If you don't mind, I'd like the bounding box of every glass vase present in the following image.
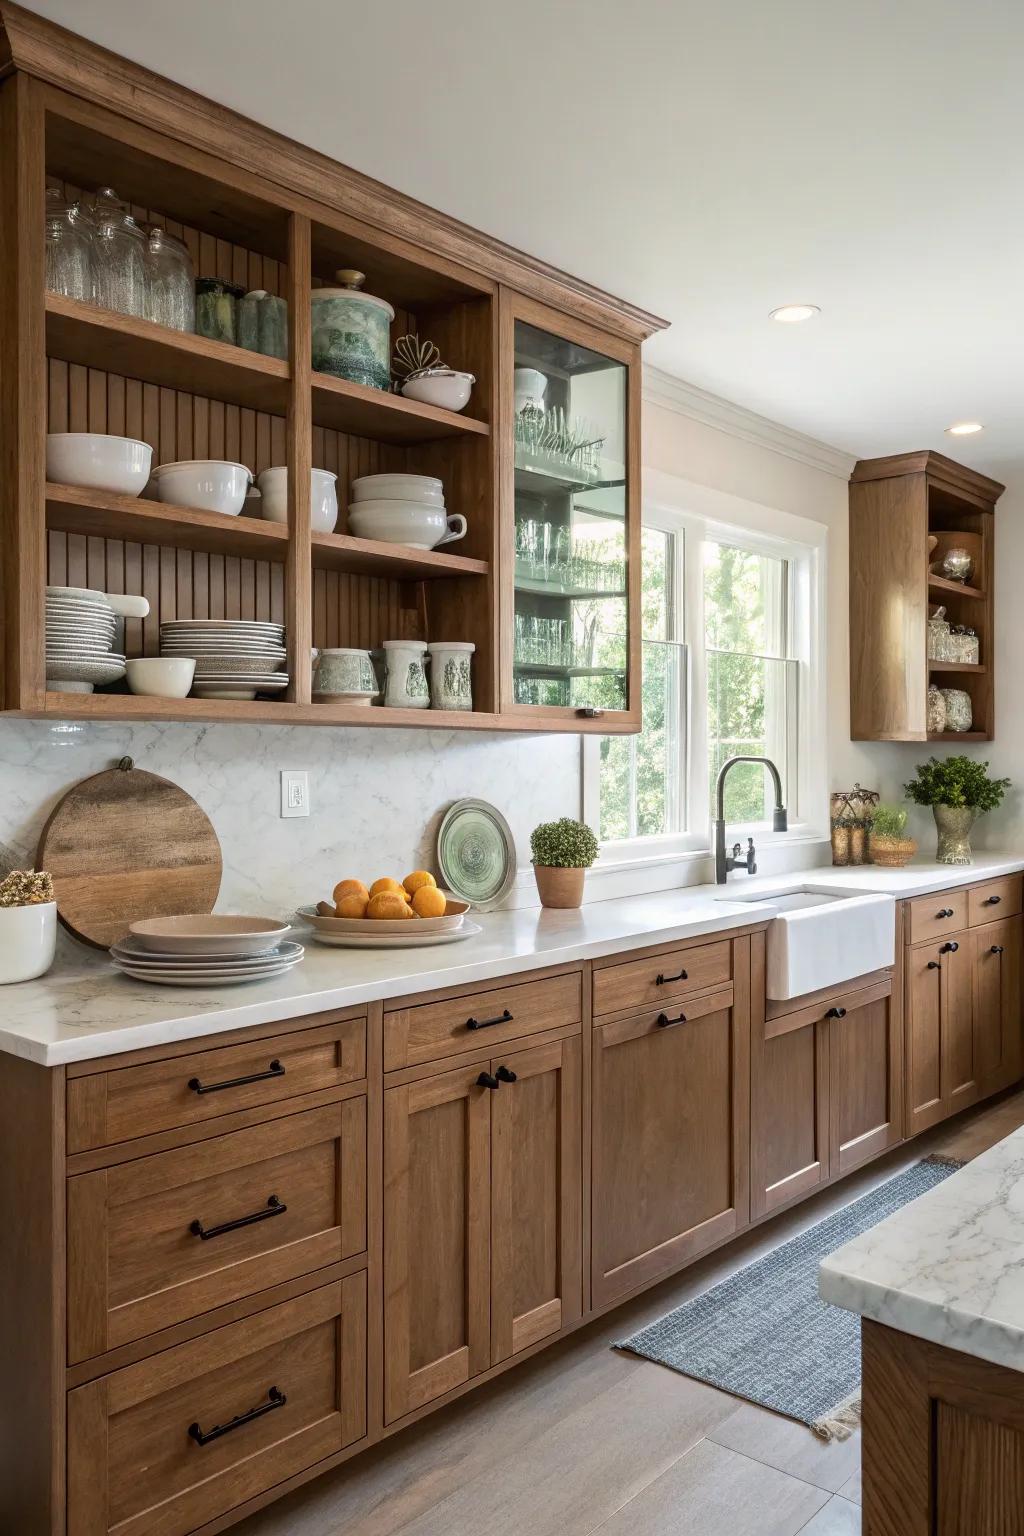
[933,804,977,865]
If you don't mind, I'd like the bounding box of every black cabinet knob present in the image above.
[939,941,959,954]
[495,1065,517,1084]
[476,1072,500,1090]
[991,944,1005,955]
[825,1006,847,1019]
[984,895,1002,906]
[927,960,941,970]
[936,908,954,919]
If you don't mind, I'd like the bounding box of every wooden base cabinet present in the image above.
[971,916,1023,1096]
[591,982,749,1307]
[751,972,902,1219]
[383,1034,582,1423]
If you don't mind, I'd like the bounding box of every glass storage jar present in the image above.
[927,684,947,734]
[927,609,951,661]
[145,227,195,332]
[195,277,243,345]
[87,187,147,318]
[940,688,973,732]
[44,187,94,303]
[962,626,980,665]
[237,289,288,359]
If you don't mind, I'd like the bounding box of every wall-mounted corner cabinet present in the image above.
[0,13,663,733]
[849,450,1004,742]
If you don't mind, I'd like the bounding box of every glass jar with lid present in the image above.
[144,227,195,332]
[44,186,94,303]
[927,607,951,662]
[87,186,148,319]
[961,627,980,665]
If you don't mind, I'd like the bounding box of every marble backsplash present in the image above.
[0,718,581,971]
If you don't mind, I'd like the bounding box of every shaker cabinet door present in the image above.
[591,987,748,1308]
[970,916,1023,1095]
[383,1065,490,1424]
[490,1036,582,1364]
[750,1010,829,1219]
[829,984,902,1175]
[941,936,977,1115]
[906,943,945,1136]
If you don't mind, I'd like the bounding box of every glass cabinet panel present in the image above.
[512,318,631,714]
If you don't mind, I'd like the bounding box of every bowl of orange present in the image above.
[297,870,472,946]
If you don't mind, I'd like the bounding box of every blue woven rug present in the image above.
[616,1157,963,1438]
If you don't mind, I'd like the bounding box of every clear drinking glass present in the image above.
[88,187,148,319]
[44,187,94,302]
[145,227,195,332]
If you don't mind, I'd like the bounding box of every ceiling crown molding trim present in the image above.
[643,364,857,479]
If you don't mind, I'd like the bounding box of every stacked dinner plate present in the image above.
[46,585,126,693]
[159,619,289,701]
[109,915,304,987]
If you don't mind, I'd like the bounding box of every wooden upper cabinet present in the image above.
[499,291,642,733]
[0,38,665,732]
[849,452,1003,742]
[591,982,749,1308]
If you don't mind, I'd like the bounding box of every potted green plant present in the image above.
[530,818,599,908]
[904,757,1010,865]
[0,868,56,984]
[869,804,917,868]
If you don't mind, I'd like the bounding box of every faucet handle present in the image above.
[731,842,742,859]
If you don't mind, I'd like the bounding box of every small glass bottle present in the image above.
[145,227,195,332]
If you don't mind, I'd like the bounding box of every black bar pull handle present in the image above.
[190,1195,286,1242]
[927,960,941,970]
[940,941,959,954]
[825,1006,847,1019]
[188,1059,284,1095]
[465,1009,513,1031]
[991,944,1005,955]
[984,895,1002,906]
[655,968,688,986]
[936,908,954,919]
[495,1065,518,1083]
[656,1011,687,1028]
[477,1071,500,1090]
[188,1386,285,1447]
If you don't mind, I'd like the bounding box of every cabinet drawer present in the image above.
[765,977,892,1040]
[969,875,1023,926]
[67,1277,365,1536]
[68,1100,366,1364]
[908,890,969,945]
[67,1016,366,1154]
[384,971,581,1071]
[593,939,732,1018]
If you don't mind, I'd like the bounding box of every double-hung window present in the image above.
[584,499,822,856]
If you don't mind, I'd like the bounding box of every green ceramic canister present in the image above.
[311,268,394,390]
[238,289,289,359]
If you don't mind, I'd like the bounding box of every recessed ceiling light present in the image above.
[769,304,820,323]
[945,421,984,436]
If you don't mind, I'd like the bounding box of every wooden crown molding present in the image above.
[0,1,667,344]
[643,364,857,479]
[850,450,1005,504]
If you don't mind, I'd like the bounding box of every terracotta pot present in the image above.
[869,835,917,868]
[933,805,977,865]
[533,864,586,909]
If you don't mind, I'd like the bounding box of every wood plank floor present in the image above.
[235,1087,1024,1536]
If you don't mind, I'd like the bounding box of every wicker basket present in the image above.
[870,835,917,868]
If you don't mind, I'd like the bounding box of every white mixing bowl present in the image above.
[152,460,252,517]
[257,467,338,532]
[46,433,153,496]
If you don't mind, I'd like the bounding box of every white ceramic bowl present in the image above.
[46,433,153,496]
[257,467,339,532]
[152,460,252,517]
[401,370,475,413]
[126,657,196,698]
[0,901,56,984]
[348,500,467,550]
[351,473,444,507]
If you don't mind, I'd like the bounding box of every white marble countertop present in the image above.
[821,1127,1024,1372]
[2,852,1021,1068]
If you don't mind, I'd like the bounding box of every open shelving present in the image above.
[0,60,661,731]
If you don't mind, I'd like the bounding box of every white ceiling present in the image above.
[28,0,1024,475]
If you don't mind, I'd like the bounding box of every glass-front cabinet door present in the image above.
[502,294,640,728]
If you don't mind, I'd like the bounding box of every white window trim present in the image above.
[583,467,829,867]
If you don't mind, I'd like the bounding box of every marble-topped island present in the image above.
[822,1129,1024,1534]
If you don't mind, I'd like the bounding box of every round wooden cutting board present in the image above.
[37,758,223,950]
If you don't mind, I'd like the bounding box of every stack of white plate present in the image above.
[347,473,464,552]
[109,915,303,986]
[46,585,126,693]
[159,620,289,700]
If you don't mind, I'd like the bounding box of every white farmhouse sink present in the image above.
[720,885,895,999]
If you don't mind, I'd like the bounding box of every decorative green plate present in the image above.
[437,799,517,911]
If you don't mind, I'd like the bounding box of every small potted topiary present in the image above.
[868,804,917,868]
[904,757,1011,865]
[530,818,599,908]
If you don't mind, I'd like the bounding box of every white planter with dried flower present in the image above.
[0,869,57,984]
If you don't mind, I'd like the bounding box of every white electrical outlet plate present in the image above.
[280,769,309,818]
